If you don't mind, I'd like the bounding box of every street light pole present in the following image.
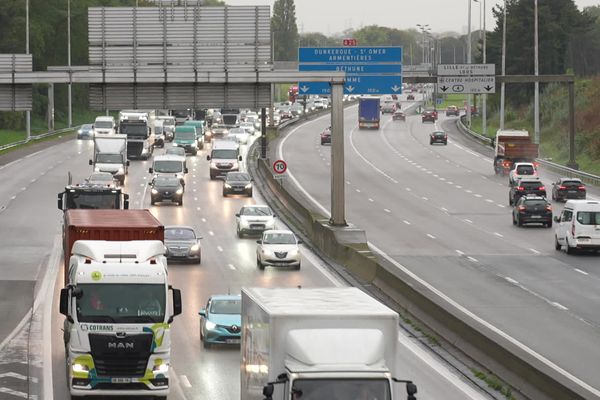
[534,0,540,144]
[26,0,31,141]
[500,0,507,130]
[67,0,72,128]
[482,0,487,137]
[467,0,472,127]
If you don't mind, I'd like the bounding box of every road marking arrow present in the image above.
[484,85,494,91]
[391,85,401,92]
[440,86,449,92]
[300,85,309,93]
[346,85,355,93]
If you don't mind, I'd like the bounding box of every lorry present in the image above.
[492,129,539,176]
[58,183,129,212]
[358,97,381,129]
[61,209,164,285]
[93,116,116,135]
[59,240,182,398]
[119,111,155,160]
[207,139,241,180]
[89,134,129,185]
[241,287,418,400]
[149,154,188,186]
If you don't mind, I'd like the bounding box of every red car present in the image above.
[407,94,415,101]
[320,127,331,145]
[421,110,436,123]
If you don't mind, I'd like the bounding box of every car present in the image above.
[512,195,553,227]
[392,110,406,121]
[381,101,396,114]
[164,225,202,263]
[446,105,460,116]
[223,172,253,197]
[198,294,241,348]
[422,110,436,123]
[320,126,331,145]
[210,124,229,141]
[77,124,94,139]
[552,178,586,201]
[227,128,251,145]
[236,205,276,237]
[256,230,302,270]
[509,162,537,186]
[406,94,415,101]
[165,147,186,157]
[149,175,184,206]
[430,131,447,145]
[245,114,261,130]
[313,99,325,110]
[86,172,118,187]
[239,122,256,135]
[554,200,600,253]
[509,177,546,205]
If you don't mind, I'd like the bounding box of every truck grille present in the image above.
[89,333,152,377]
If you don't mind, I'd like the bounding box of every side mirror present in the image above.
[148,182,153,186]
[262,384,274,399]
[123,194,130,210]
[206,155,211,161]
[126,160,130,166]
[256,240,262,244]
[172,288,182,318]
[235,213,240,217]
[407,382,418,400]
[148,168,153,174]
[184,167,189,174]
[89,159,93,166]
[297,240,303,244]
[554,216,560,222]
[198,308,206,317]
[57,193,64,211]
[238,155,243,161]
[59,288,71,321]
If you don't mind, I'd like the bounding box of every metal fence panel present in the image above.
[0,55,33,110]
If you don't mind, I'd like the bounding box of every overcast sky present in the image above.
[224,0,600,35]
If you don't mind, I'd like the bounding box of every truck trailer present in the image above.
[358,97,381,129]
[59,240,182,398]
[492,129,539,176]
[241,287,417,400]
[62,209,164,285]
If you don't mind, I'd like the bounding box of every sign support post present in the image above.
[330,81,346,226]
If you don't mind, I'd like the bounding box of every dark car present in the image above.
[446,105,460,116]
[320,126,331,145]
[551,178,586,201]
[430,131,447,145]
[164,225,201,264]
[77,124,94,139]
[392,110,406,121]
[407,94,415,101]
[422,110,436,123]
[512,195,553,227]
[86,172,118,188]
[149,175,184,206]
[223,172,253,197]
[509,178,546,205]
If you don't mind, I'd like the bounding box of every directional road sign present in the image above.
[273,159,287,174]
[299,47,402,63]
[299,64,402,74]
[298,75,402,96]
[437,64,495,76]
[437,76,496,94]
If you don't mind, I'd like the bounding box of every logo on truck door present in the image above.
[91,271,102,281]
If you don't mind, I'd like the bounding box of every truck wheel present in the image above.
[555,236,561,250]
[248,189,253,197]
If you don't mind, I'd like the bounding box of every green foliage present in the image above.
[271,0,299,61]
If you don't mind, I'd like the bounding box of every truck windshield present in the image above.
[76,283,166,323]
[95,121,113,129]
[120,124,147,136]
[66,191,119,209]
[291,378,391,400]
[154,161,183,173]
[212,149,238,159]
[96,154,123,164]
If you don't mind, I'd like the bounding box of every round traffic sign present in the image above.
[273,159,287,174]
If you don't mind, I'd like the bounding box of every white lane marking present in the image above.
[347,126,399,184]
[465,189,472,193]
[486,199,494,203]
[180,375,192,388]
[403,220,411,225]
[368,198,374,202]
[31,178,36,183]
[474,194,483,198]
[356,189,361,193]
[228,264,236,270]
[493,232,504,238]
[439,177,446,181]
[551,302,569,311]
[300,247,348,287]
[10,196,16,200]
[384,209,391,213]
[456,250,465,256]
[194,197,198,201]
[20,187,26,191]
[197,207,201,211]
[498,204,506,208]
[575,268,589,276]
[422,197,428,201]
[346,180,351,185]
[456,185,462,189]
[406,187,412,192]
[505,276,519,285]
[426,234,436,239]
[467,256,478,263]
[140,183,145,187]
[441,207,448,212]
[433,174,439,178]
[529,248,541,255]
[208,230,214,236]
[0,372,38,382]
[202,218,207,223]
[217,246,223,252]
[0,387,33,399]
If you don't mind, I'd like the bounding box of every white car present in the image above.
[236,205,275,237]
[509,162,537,186]
[554,200,600,254]
[256,230,301,270]
[228,128,251,144]
[240,122,256,135]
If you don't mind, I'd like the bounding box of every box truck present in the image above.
[241,287,417,400]
[358,97,381,129]
[89,134,129,185]
[492,129,539,176]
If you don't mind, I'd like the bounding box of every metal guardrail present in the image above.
[0,126,77,153]
[456,116,600,187]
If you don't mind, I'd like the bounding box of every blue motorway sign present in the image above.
[298,75,402,96]
[299,64,402,74]
[299,47,402,64]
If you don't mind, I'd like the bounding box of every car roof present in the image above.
[242,204,270,209]
[560,177,582,182]
[521,195,546,200]
[263,229,294,235]
[210,294,241,302]
[212,140,239,149]
[153,154,185,161]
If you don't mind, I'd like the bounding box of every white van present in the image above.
[149,154,188,185]
[206,140,241,180]
[554,200,600,254]
[93,116,116,135]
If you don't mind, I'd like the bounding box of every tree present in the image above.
[271,0,299,61]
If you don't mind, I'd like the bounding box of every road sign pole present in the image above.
[330,82,346,226]
[261,107,267,159]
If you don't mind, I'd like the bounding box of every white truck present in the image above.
[59,240,182,399]
[93,116,116,135]
[241,287,417,400]
[89,134,129,185]
[148,154,188,186]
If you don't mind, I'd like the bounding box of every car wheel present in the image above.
[195,255,201,265]
[566,239,575,255]
[555,236,561,250]
[210,174,215,180]
[248,189,253,197]
[517,216,523,227]
[257,257,264,270]
[222,190,227,197]
[551,192,556,201]
[294,263,301,271]
[237,229,243,238]
[546,221,552,228]
[509,196,513,206]
[150,200,155,206]
[179,198,183,206]
[512,215,517,225]
[203,340,211,349]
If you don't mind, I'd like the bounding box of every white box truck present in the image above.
[241,287,417,400]
[59,240,182,398]
[89,134,129,185]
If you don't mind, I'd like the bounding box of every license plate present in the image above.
[579,238,591,243]
[531,215,541,218]
[111,378,131,383]
[568,190,576,193]
[234,188,243,192]
[226,339,240,344]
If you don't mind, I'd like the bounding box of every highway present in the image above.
[0,127,491,399]
[278,95,600,394]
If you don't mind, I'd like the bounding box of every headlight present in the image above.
[205,320,217,330]
[94,167,100,172]
[173,143,178,147]
[72,364,89,374]
[176,188,184,195]
[190,244,200,252]
[210,162,217,168]
[151,189,159,195]
[152,363,169,374]
[245,183,252,189]
[117,167,124,175]
[225,183,232,189]
[232,162,239,169]
[288,249,298,257]
[77,129,83,134]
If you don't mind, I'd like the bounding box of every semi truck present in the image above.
[492,129,539,176]
[58,183,129,212]
[61,209,164,285]
[89,134,129,185]
[241,287,417,400]
[358,97,381,129]
[59,240,182,398]
[119,111,155,160]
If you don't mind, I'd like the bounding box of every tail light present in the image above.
[516,186,524,191]
[579,186,586,190]
[533,162,540,169]
[539,186,545,191]
[546,205,552,211]
[503,161,512,167]
[559,185,567,190]
[518,206,526,211]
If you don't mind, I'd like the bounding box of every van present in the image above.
[93,116,116,135]
[554,200,600,254]
[183,120,205,149]
[206,140,241,180]
[149,154,188,186]
[174,126,199,155]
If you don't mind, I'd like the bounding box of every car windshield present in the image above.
[212,149,238,159]
[154,176,180,187]
[291,378,391,400]
[120,124,147,136]
[96,154,122,163]
[82,124,93,130]
[517,165,535,174]
[165,228,196,240]
[577,211,600,225]
[263,232,296,245]
[246,116,257,122]
[159,117,175,125]
[212,124,226,130]
[521,181,542,189]
[76,283,165,323]
[562,180,582,186]
[154,161,183,173]
[95,121,113,129]
[210,299,241,315]
[175,131,195,140]
[241,207,272,216]
[227,173,250,182]
[433,132,445,136]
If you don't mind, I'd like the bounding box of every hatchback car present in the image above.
[164,225,202,263]
[165,147,186,157]
[509,162,537,186]
[381,101,396,114]
[430,131,447,145]
[77,124,94,139]
[223,172,253,197]
[392,110,406,121]
[512,195,553,227]
[199,295,241,348]
[552,178,586,201]
[320,126,331,145]
[509,178,546,205]
[228,128,251,145]
[446,105,460,116]
[149,175,184,206]
[422,110,436,123]
[236,205,275,237]
[407,94,415,100]
[256,230,302,270]
[86,172,118,187]
[239,122,256,135]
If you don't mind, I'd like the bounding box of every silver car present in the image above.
[236,205,275,237]
[256,230,301,270]
[164,225,202,264]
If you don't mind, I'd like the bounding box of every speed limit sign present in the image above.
[273,159,287,174]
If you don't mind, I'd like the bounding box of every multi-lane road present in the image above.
[0,121,492,399]
[278,98,600,395]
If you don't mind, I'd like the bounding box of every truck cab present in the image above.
[59,240,182,398]
[206,140,241,180]
[119,112,154,160]
[58,183,129,211]
[89,134,129,185]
